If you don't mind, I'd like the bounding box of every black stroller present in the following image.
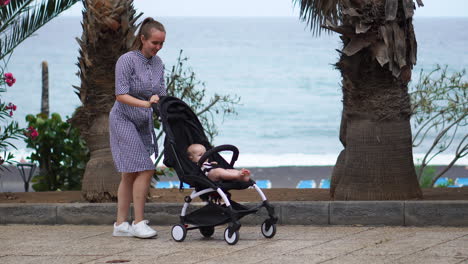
[155,96,278,245]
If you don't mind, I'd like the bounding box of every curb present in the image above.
[1,201,468,226]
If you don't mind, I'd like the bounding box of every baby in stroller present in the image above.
[157,96,277,245]
[187,143,251,182]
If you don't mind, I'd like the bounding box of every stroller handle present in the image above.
[197,144,240,168]
[151,102,160,116]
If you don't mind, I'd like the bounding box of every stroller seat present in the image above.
[155,96,278,245]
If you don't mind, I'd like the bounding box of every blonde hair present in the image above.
[131,17,166,51]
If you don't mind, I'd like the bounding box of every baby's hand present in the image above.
[240,169,251,182]
[210,161,218,165]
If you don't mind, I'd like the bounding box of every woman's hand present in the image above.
[149,95,160,104]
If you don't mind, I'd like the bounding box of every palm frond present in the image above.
[292,0,340,35]
[0,0,34,32]
[0,0,80,60]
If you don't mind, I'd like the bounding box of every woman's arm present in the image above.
[116,94,151,108]
[114,55,151,108]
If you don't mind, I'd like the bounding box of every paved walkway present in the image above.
[1,225,468,264]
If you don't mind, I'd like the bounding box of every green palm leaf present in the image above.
[0,0,35,32]
[0,0,80,60]
[292,0,340,35]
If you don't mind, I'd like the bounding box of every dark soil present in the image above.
[1,187,468,204]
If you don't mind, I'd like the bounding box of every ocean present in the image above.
[4,16,468,167]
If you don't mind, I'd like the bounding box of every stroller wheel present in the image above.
[171,224,187,242]
[224,227,239,245]
[261,220,276,238]
[199,226,215,238]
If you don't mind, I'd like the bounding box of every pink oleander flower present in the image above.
[3,72,16,87]
[31,130,39,139]
[0,0,10,6]
[25,126,39,140]
[6,103,17,116]
[6,102,17,111]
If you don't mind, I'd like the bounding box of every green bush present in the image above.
[417,165,436,188]
[24,113,89,191]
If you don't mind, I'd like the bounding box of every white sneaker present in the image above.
[131,220,157,238]
[113,222,133,237]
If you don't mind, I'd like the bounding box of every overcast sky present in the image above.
[62,0,468,17]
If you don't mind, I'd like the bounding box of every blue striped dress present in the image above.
[109,50,167,173]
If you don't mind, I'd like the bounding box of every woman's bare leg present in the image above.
[116,172,137,225]
[133,170,154,224]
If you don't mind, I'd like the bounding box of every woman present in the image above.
[110,18,166,238]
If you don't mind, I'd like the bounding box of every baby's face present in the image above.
[188,145,206,163]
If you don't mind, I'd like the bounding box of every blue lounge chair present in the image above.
[319,179,330,189]
[455,177,468,187]
[434,177,449,187]
[296,180,316,189]
[155,181,173,189]
[255,180,272,189]
[171,181,191,189]
[434,177,459,188]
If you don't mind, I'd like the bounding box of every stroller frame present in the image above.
[156,97,278,245]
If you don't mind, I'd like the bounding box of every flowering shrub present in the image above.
[0,0,81,170]
[25,113,89,191]
[0,71,25,167]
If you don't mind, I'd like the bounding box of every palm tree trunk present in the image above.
[332,48,422,200]
[72,0,140,202]
[293,0,424,199]
[330,112,346,198]
[80,114,119,201]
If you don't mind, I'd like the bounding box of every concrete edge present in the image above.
[1,200,468,226]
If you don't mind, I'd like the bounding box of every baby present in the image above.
[187,144,251,182]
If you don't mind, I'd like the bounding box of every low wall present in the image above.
[1,200,467,226]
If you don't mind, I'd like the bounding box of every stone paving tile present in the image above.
[282,227,410,261]
[314,254,399,264]
[351,229,468,261]
[279,225,371,240]
[0,225,38,239]
[196,239,321,264]
[395,254,467,264]
[413,235,468,258]
[0,256,98,264]
[82,227,274,264]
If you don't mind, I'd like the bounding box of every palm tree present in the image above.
[71,0,141,201]
[293,0,424,200]
[0,0,80,61]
